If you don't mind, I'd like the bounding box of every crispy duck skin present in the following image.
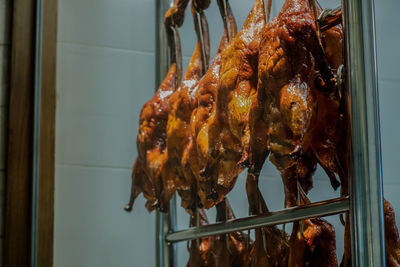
[289,219,338,267]
[214,198,251,267]
[195,0,271,208]
[190,0,237,209]
[251,0,334,207]
[165,0,210,214]
[126,61,178,212]
[308,2,345,192]
[126,1,188,212]
[187,209,216,267]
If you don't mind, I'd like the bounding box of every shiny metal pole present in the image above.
[166,197,349,243]
[343,0,386,266]
[155,0,176,267]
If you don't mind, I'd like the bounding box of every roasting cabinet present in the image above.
[153,0,385,266]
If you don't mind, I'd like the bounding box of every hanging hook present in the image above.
[262,0,272,23]
[217,0,231,41]
[195,207,200,249]
[170,25,182,87]
[318,6,342,32]
[297,182,306,240]
[194,9,208,74]
[337,64,345,100]
[257,193,270,257]
[282,197,287,244]
[310,0,322,40]
[224,200,232,255]
[339,186,346,226]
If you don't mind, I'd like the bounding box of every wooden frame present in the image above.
[4,0,57,266]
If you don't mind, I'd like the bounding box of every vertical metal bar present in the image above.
[31,0,44,266]
[155,0,176,267]
[343,0,386,266]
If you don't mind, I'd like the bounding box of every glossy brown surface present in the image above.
[251,0,335,207]
[190,0,237,209]
[289,219,338,267]
[202,0,270,207]
[187,209,216,267]
[127,62,178,212]
[215,199,251,267]
[165,0,211,214]
[247,191,289,267]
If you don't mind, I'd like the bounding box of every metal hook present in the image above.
[317,6,342,32]
[310,0,322,40]
[247,228,251,251]
[282,197,287,241]
[217,0,231,42]
[224,200,232,255]
[262,0,271,24]
[194,10,208,74]
[195,208,201,249]
[225,233,232,254]
[257,195,270,258]
[337,64,345,100]
[339,186,346,226]
[297,183,306,240]
[170,25,182,87]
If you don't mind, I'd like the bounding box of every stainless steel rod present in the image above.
[343,0,386,266]
[155,1,176,267]
[166,197,349,243]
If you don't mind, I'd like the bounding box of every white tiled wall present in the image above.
[55,0,400,266]
[0,0,10,264]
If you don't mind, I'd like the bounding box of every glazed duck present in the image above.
[246,188,289,267]
[125,0,187,212]
[249,0,335,208]
[186,209,216,267]
[214,198,251,267]
[193,0,271,209]
[190,0,237,209]
[165,0,211,214]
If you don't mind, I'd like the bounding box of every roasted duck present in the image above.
[125,0,186,212]
[193,0,272,209]
[250,0,335,208]
[341,199,400,267]
[190,0,237,209]
[165,0,211,214]
[246,187,289,267]
[214,198,251,267]
[289,218,338,267]
[186,209,216,267]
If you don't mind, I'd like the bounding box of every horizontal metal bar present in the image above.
[166,197,349,243]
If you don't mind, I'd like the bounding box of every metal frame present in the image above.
[154,0,385,266]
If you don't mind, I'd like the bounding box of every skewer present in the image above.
[337,64,345,100]
[318,6,342,32]
[194,8,208,74]
[310,0,321,40]
[297,184,306,239]
[217,0,231,41]
[170,25,182,87]
[261,0,272,23]
[258,195,270,257]
[281,197,286,243]
[224,199,232,254]
[196,207,200,248]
